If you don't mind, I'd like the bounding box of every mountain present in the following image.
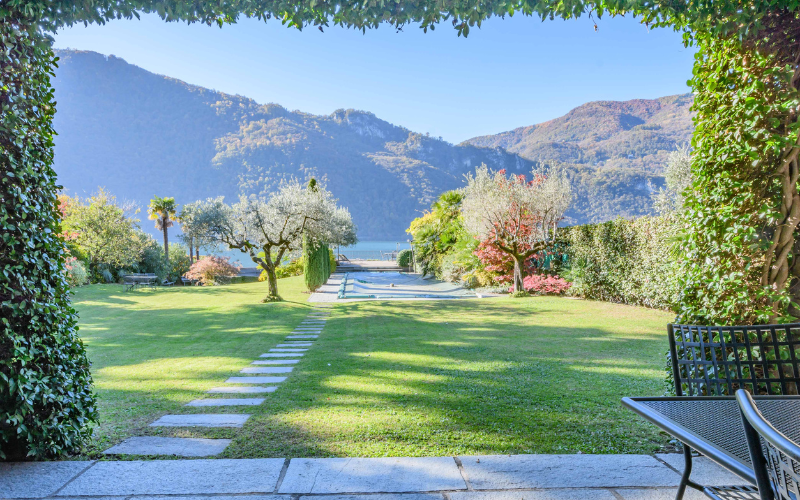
[52,50,531,240]
[466,94,695,223]
[51,50,695,240]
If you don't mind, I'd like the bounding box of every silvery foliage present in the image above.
[462,164,572,250]
[212,180,356,256]
[652,144,693,215]
[178,197,225,252]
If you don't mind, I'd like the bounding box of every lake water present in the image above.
[214,241,411,266]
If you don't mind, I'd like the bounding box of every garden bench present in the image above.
[626,323,800,500]
[121,273,158,291]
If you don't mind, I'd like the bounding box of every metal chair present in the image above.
[737,389,800,500]
[668,323,800,500]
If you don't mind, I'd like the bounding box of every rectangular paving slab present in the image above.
[655,454,743,486]
[0,461,93,498]
[150,414,251,428]
[457,454,681,489]
[208,386,277,393]
[277,343,312,347]
[252,359,300,365]
[56,459,285,496]
[286,335,318,339]
[269,348,308,352]
[261,353,304,357]
[102,437,232,457]
[450,491,618,500]
[240,367,294,374]
[279,457,466,493]
[225,376,288,384]
[185,398,265,406]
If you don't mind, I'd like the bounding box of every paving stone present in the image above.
[279,457,466,493]
[269,348,308,352]
[458,455,681,489]
[56,459,285,496]
[303,495,443,500]
[185,398,265,406]
[450,491,618,500]
[226,376,288,384]
[240,367,294,374]
[0,461,93,498]
[150,414,251,428]
[138,496,286,500]
[208,386,278,393]
[287,335,318,339]
[615,487,707,500]
[656,454,744,486]
[252,359,300,365]
[261,352,305,357]
[102,437,232,457]
[277,343,312,347]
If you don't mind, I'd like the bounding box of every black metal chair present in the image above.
[668,323,800,500]
[737,389,800,500]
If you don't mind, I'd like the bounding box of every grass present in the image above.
[72,277,675,459]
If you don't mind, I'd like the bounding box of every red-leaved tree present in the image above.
[462,164,571,292]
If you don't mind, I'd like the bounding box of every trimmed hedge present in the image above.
[1,15,97,459]
[561,216,680,311]
[397,249,413,268]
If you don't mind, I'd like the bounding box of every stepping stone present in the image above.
[293,330,322,333]
[57,458,286,496]
[277,343,312,347]
[150,414,250,428]
[269,348,308,352]
[225,376,288,384]
[185,398,265,406]
[261,353,305,357]
[252,359,300,365]
[241,367,294,374]
[102,437,231,457]
[208,386,277,393]
[287,335,318,339]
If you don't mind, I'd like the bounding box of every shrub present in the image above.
[184,256,240,285]
[303,236,329,291]
[65,258,89,287]
[560,215,680,311]
[514,274,571,295]
[397,249,413,268]
[261,256,304,281]
[329,247,337,273]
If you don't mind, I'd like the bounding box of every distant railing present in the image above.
[337,250,398,261]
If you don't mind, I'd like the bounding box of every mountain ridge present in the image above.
[51,49,693,239]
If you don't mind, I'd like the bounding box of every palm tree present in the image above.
[148,196,177,262]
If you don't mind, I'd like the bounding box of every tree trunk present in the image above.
[162,223,169,263]
[511,254,526,293]
[265,264,279,300]
[188,236,194,264]
[196,246,200,261]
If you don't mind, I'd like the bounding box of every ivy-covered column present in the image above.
[1,9,96,459]
[678,14,800,325]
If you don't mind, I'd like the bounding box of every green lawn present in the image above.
[73,277,675,458]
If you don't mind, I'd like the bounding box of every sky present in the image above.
[53,13,696,144]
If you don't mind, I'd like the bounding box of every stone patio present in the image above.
[0,454,742,499]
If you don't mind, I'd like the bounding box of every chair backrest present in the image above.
[737,389,800,500]
[669,323,800,396]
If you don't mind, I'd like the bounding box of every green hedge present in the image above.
[397,249,413,268]
[303,236,331,292]
[561,216,680,311]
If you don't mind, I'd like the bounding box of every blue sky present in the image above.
[53,13,695,143]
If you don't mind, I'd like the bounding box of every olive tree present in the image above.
[207,181,355,301]
[462,165,571,293]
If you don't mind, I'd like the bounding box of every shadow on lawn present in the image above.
[220,298,672,457]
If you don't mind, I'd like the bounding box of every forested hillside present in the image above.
[52,50,529,240]
[52,50,694,238]
[466,94,694,223]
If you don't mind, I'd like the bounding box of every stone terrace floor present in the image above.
[1,453,742,499]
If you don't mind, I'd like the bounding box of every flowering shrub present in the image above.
[512,274,571,295]
[65,258,89,287]
[184,256,240,285]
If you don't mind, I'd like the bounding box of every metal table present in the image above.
[622,396,800,485]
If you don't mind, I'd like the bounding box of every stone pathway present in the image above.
[0,453,742,499]
[100,303,333,457]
